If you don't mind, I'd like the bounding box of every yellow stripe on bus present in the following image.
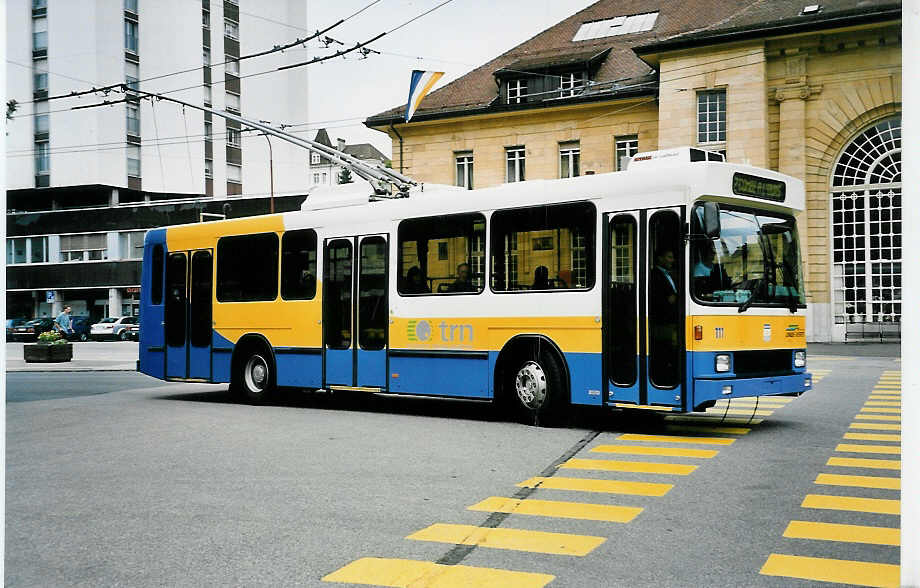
[322,557,554,587]
[406,523,606,556]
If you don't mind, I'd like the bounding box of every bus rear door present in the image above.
[165,249,213,380]
[323,235,389,390]
[604,208,685,409]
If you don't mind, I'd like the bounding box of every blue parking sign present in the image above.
[46,290,55,303]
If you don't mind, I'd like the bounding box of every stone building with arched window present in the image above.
[367,0,901,342]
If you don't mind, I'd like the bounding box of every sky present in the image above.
[296,0,599,158]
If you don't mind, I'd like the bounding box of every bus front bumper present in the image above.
[693,372,811,409]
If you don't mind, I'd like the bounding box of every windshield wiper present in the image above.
[738,280,761,313]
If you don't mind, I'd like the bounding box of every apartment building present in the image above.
[6,0,311,320]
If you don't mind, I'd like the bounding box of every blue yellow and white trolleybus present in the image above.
[138,147,812,424]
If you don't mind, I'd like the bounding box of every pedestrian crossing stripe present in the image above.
[617,433,735,445]
[814,473,900,490]
[801,494,900,515]
[468,497,643,523]
[782,520,900,546]
[863,401,900,407]
[516,476,673,497]
[859,407,901,413]
[849,422,901,431]
[826,457,900,470]
[703,408,774,416]
[560,458,698,475]
[406,523,606,556]
[760,554,899,587]
[664,424,751,435]
[835,443,900,454]
[663,415,763,426]
[807,356,854,360]
[322,557,555,587]
[854,414,901,421]
[589,444,718,458]
[844,432,901,442]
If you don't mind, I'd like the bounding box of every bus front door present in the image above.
[323,235,389,390]
[604,208,685,409]
[165,249,213,380]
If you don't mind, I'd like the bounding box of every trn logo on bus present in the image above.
[407,320,474,343]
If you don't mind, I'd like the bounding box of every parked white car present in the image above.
[90,316,139,340]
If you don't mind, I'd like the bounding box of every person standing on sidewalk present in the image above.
[54,306,74,339]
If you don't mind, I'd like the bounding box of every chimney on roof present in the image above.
[337,138,346,151]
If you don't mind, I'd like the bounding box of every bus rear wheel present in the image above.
[233,348,275,404]
[508,350,565,426]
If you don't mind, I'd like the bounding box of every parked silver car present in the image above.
[90,316,139,340]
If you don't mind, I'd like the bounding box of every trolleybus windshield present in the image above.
[690,203,804,309]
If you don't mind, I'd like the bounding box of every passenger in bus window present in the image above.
[404,266,430,294]
[452,263,474,292]
[650,248,679,381]
[532,265,550,290]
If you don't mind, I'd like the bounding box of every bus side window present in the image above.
[151,244,164,305]
[397,213,485,295]
[491,202,595,292]
[280,229,318,300]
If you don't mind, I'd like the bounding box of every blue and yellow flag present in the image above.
[405,70,444,122]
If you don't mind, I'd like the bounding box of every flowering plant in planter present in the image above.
[37,330,68,344]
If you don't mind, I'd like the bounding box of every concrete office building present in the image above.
[6,0,312,320]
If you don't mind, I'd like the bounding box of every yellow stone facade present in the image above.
[373,21,901,341]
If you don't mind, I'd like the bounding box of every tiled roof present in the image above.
[635,0,901,54]
[343,143,388,162]
[366,0,758,125]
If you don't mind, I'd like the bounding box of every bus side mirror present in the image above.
[702,202,721,238]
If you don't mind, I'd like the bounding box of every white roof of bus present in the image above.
[283,160,804,232]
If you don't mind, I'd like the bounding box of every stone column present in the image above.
[108,288,123,318]
[51,291,63,317]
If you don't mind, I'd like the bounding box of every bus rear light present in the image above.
[715,354,731,372]
[794,351,806,368]
[694,325,703,340]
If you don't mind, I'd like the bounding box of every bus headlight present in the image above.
[794,351,806,368]
[715,354,731,373]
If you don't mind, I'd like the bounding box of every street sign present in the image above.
[46,291,55,303]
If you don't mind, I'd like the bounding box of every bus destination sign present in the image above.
[732,173,785,202]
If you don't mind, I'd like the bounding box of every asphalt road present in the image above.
[5,352,902,587]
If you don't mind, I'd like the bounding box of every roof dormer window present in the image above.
[507,79,528,104]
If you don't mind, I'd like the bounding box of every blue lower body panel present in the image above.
[389,354,488,398]
[357,349,386,388]
[325,348,352,385]
[566,352,603,406]
[276,351,322,388]
[693,373,810,409]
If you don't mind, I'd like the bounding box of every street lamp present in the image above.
[257,121,274,213]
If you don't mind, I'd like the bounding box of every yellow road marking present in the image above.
[859,407,901,414]
[468,497,642,523]
[808,356,854,360]
[854,414,901,421]
[826,457,900,470]
[664,415,763,425]
[802,494,900,514]
[664,424,751,435]
[844,432,901,442]
[815,473,900,490]
[850,422,901,431]
[864,401,900,407]
[869,395,900,400]
[617,433,735,445]
[715,397,792,404]
[704,408,774,416]
[612,403,674,411]
[322,557,555,587]
[517,476,673,497]
[591,444,717,458]
[760,554,899,587]
[835,443,900,454]
[783,520,900,546]
[561,458,697,475]
[406,523,606,556]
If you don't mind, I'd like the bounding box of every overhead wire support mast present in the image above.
[123,86,416,198]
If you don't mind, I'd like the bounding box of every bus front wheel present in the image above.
[234,348,275,404]
[508,350,565,426]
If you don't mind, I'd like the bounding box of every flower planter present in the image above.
[24,343,73,363]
